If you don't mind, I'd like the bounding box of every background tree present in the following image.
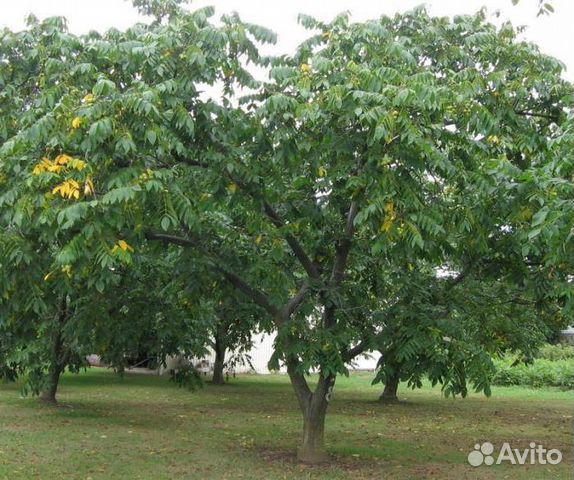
[205,286,260,385]
[372,263,564,403]
[0,2,272,399]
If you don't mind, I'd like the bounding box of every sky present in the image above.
[1,0,573,80]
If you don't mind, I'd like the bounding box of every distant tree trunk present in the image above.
[40,297,68,404]
[211,328,226,385]
[379,369,400,403]
[288,363,334,463]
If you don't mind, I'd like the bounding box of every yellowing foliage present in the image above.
[68,158,87,171]
[84,177,95,196]
[381,201,396,233]
[52,180,81,199]
[318,166,327,178]
[71,117,82,129]
[139,169,154,181]
[300,63,311,74]
[82,93,94,104]
[33,157,64,175]
[55,154,73,165]
[33,155,87,175]
[61,265,72,277]
[112,239,135,254]
[227,183,238,194]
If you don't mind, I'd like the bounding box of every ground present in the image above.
[0,370,571,479]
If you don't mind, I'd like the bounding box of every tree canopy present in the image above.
[0,2,571,462]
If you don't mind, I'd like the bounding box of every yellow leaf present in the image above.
[381,202,396,233]
[318,166,327,178]
[52,180,81,199]
[68,158,87,171]
[43,272,53,281]
[61,265,72,277]
[255,234,263,246]
[117,240,134,253]
[82,93,94,104]
[300,63,311,74]
[55,154,72,165]
[46,163,64,173]
[34,157,64,175]
[381,218,393,233]
[84,178,95,196]
[71,117,82,129]
[227,183,237,194]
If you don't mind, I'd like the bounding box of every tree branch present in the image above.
[173,155,321,281]
[342,341,369,363]
[281,280,310,319]
[144,230,280,317]
[286,360,312,410]
[330,201,359,285]
[144,231,196,247]
[173,154,209,169]
[261,201,321,279]
[514,110,559,122]
[215,266,280,317]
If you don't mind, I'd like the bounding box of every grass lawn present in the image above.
[0,369,572,479]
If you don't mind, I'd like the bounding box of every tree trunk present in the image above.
[211,331,226,385]
[40,297,67,404]
[299,395,329,463]
[288,364,334,463]
[379,370,400,403]
[40,364,63,404]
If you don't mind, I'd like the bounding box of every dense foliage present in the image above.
[0,0,571,462]
[492,356,574,388]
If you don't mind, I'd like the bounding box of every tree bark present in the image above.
[379,370,400,403]
[288,364,334,463]
[299,392,330,463]
[40,363,63,404]
[40,297,67,404]
[212,331,226,385]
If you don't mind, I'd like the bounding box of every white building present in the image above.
[175,332,380,375]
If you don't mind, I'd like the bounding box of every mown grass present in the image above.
[0,369,572,479]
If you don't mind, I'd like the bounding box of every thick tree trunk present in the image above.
[40,364,63,404]
[299,395,329,463]
[288,364,334,463]
[379,370,400,403]
[212,333,226,385]
[40,297,67,404]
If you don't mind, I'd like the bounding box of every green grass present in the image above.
[0,370,572,479]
